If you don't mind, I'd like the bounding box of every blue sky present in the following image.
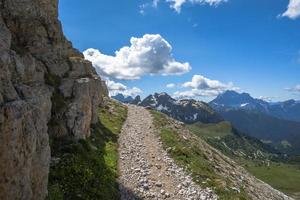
[59,0,300,101]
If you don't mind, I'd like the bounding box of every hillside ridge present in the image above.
[119,105,293,199]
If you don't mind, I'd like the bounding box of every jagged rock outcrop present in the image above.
[111,93,134,103]
[140,93,223,124]
[0,0,107,199]
[130,95,141,105]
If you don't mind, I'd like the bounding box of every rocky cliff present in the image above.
[0,0,107,199]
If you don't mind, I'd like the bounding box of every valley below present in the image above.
[187,122,300,199]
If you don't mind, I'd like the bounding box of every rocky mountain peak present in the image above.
[210,90,300,122]
[154,92,176,102]
[112,93,134,103]
[213,90,256,106]
[140,92,175,108]
[131,95,142,105]
[139,93,222,124]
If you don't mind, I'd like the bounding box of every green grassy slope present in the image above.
[187,121,233,138]
[48,99,127,200]
[151,111,250,200]
[220,110,300,155]
[243,161,300,199]
[187,121,300,199]
[187,122,279,160]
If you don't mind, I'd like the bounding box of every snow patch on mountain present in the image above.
[157,104,170,112]
[240,103,249,107]
[193,113,198,120]
[209,90,300,122]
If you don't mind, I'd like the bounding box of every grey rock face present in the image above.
[0,0,107,199]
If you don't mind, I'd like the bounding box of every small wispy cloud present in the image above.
[280,0,300,19]
[141,0,227,13]
[139,1,160,14]
[285,84,300,93]
[167,0,228,13]
[192,23,198,28]
[166,83,176,88]
[139,3,147,15]
[258,96,278,102]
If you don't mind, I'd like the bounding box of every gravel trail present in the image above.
[118,105,217,200]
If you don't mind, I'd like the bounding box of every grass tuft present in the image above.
[47,99,127,200]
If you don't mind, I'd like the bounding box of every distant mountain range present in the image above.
[209,91,300,154]
[112,91,300,154]
[111,94,134,103]
[139,93,223,124]
[113,92,222,124]
[111,93,142,105]
[209,90,300,122]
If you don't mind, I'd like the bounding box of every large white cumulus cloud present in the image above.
[167,0,227,13]
[281,0,300,19]
[174,74,239,98]
[83,34,191,80]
